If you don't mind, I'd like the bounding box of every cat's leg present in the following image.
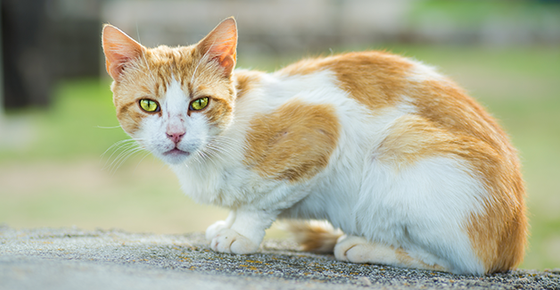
[334,235,447,272]
[210,209,278,254]
[205,211,236,241]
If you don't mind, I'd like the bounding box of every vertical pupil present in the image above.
[141,100,157,111]
[191,98,207,110]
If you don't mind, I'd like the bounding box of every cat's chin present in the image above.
[161,148,191,164]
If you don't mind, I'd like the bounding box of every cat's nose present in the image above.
[166,131,185,144]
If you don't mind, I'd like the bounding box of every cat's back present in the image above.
[277,51,515,153]
[274,50,523,202]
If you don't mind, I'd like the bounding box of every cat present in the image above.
[101,17,527,275]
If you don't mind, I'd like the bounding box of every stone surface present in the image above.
[1,226,558,290]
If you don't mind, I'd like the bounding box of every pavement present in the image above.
[1,225,559,290]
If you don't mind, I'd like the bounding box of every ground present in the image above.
[1,226,559,290]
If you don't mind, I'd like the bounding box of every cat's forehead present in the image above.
[145,45,197,71]
[113,43,234,108]
[129,45,224,91]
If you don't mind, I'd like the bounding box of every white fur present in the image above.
[134,68,488,275]
[138,78,210,165]
[405,58,448,84]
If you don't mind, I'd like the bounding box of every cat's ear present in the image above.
[197,17,238,78]
[102,24,145,81]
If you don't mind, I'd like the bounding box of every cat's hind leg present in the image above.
[334,235,446,272]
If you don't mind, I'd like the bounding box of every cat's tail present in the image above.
[282,220,343,253]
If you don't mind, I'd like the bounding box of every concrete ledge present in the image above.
[1,226,558,289]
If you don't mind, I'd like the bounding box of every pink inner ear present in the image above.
[106,54,129,80]
[102,25,144,81]
[219,55,235,75]
[199,18,238,77]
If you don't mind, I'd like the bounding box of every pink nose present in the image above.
[166,131,185,144]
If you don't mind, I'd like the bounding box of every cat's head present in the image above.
[102,18,237,165]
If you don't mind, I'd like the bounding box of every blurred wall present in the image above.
[102,0,560,53]
[101,0,413,54]
[2,0,559,110]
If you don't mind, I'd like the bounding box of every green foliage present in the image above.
[408,0,560,31]
[1,79,128,162]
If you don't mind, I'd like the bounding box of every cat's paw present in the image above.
[205,220,230,241]
[210,228,259,254]
[334,235,373,263]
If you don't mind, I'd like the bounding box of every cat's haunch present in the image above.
[102,17,527,275]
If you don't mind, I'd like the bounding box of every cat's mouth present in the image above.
[163,147,190,157]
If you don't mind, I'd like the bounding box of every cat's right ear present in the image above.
[102,25,145,81]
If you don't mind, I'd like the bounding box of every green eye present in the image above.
[139,99,160,112]
[190,97,209,111]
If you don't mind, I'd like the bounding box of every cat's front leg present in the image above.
[205,211,236,241]
[210,209,277,254]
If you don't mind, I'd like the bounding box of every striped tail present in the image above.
[283,220,343,253]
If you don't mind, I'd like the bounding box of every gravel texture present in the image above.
[1,225,559,290]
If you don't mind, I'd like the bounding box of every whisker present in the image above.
[101,139,137,159]
[105,147,136,171]
[96,125,122,129]
[102,142,141,168]
[207,135,247,157]
[133,150,153,173]
[108,147,146,174]
[157,158,168,172]
[201,143,232,167]
[101,138,149,174]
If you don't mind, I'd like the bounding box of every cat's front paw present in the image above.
[210,228,259,254]
[205,220,230,241]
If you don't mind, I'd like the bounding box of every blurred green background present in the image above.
[0,0,558,270]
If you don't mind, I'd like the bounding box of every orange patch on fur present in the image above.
[234,70,264,100]
[115,100,146,134]
[279,51,413,110]
[393,247,445,271]
[244,100,340,182]
[202,97,232,129]
[285,220,343,253]
[411,80,526,273]
[465,143,526,273]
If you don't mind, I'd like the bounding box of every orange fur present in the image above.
[279,52,413,110]
[244,100,340,182]
[393,247,446,271]
[284,221,343,253]
[234,70,264,100]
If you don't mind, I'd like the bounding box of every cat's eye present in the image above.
[190,97,210,111]
[139,99,160,113]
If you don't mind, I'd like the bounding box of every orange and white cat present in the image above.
[102,17,527,275]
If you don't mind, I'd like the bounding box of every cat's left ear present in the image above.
[197,17,238,78]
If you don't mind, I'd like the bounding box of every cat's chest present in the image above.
[171,160,293,208]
